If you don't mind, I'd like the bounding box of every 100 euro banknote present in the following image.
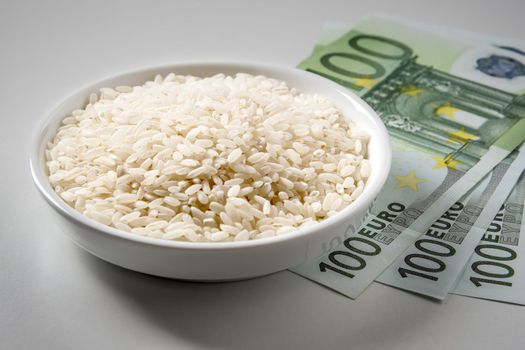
[290,16,525,298]
[453,171,525,305]
[377,144,525,299]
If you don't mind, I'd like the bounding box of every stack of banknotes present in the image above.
[290,16,525,305]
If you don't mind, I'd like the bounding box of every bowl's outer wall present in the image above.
[31,63,389,280]
[48,200,369,280]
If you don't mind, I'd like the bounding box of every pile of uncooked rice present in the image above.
[46,73,370,242]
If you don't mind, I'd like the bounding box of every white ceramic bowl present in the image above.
[29,63,391,281]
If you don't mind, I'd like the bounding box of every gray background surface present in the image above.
[1,1,524,349]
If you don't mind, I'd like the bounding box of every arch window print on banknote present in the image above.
[290,16,525,302]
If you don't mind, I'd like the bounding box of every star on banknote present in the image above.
[394,171,428,192]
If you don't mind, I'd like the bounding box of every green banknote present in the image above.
[453,172,525,305]
[290,17,525,299]
[377,144,525,299]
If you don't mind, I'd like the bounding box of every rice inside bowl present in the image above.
[45,73,370,242]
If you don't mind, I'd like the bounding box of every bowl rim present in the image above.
[29,61,391,251]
